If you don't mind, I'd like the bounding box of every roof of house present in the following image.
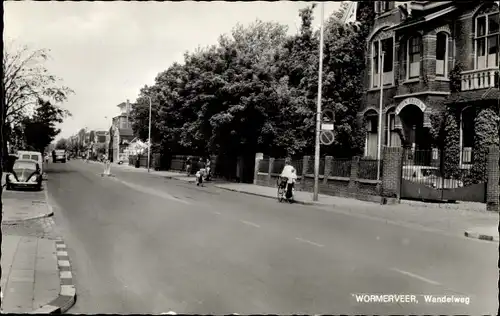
[446,88,500,104]
[389,4,457,31]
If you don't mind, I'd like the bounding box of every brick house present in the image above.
[360,1,499,169]
[108,101,134,163]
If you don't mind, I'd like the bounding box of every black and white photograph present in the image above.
[0,1,498,314]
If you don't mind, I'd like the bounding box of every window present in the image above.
[375,1,394,13]
[382,38,394,72]
[372,37,394,87]
[475,9,499,69]
[372,41,380,87]
[385,112,401,147]
[365,114,379,158]
[436,32,448,77]
[408,36,421,78]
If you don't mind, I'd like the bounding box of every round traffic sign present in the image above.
[320,130,335,145]
[322,109,335,123]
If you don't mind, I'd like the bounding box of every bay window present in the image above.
[475,11,499,69]
[408,36,421,78]
[436,32,448,77]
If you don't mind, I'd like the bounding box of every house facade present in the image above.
[360,1,499,169]
[108,100,134,163]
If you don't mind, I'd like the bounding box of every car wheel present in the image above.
[62,160,66,163]
[6,184,12,191]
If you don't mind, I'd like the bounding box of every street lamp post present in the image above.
[147,96,152,173]
[313,2,325,202]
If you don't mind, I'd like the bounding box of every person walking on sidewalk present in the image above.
[205,158,212,181]
[280,158,297,200]
[185,157,192,176]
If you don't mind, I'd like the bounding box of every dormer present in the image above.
[374,1,395,15]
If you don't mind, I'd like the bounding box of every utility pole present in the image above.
[147,96,152,173]
[377,51,385,181]
[313,2,325,202]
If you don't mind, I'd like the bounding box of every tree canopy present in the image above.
[130,3,374,159]
[21,98,71,153]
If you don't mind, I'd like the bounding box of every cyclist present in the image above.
[279,158,297,200]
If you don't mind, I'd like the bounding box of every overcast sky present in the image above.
[4,1,341,140]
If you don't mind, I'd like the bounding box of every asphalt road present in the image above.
[44,160,498,314]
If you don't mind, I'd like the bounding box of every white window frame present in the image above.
[407,35,422,79]
[371,36,395,88]
[435,32,449,78]
[474,10,500,70]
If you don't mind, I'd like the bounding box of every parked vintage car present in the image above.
[402,165,463,189]
[17,150,44,175]
[6,159,43,191]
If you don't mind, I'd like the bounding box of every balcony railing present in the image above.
[461,68,499,91]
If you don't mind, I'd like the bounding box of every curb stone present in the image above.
[2,188,55,225]
[2,211,54,225]
[31,238,77,314]
[464,230,499,242]
[214,185,314,206]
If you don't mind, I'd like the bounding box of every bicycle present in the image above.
[277,177,288,203]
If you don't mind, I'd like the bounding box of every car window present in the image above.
[13,161,37,170]
[21,154,30,159]
[31,155,39,161]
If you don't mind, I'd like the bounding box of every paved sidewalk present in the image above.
[1,187,76,313]
[215,183,499,237]
[2,190,53,224]
[1,233,59,313]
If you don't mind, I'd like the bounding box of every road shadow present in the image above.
[44,169,77,174]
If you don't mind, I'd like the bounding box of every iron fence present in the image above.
[401,148,481,188]
[293,160,303,176]
[258,159,269,173]
[358,158,381,180]
[306,158,325,175]
[272,159,286,174]
[330,159,351,177]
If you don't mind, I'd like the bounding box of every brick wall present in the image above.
[486,146,499,212]
[253,150,405,204]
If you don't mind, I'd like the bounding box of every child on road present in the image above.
[196,168,205,186]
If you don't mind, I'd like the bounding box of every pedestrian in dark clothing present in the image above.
[185,157,192,176]
[205,158,211,181]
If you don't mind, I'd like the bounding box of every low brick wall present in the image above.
[254,148,404,204]
[255,172,383,204]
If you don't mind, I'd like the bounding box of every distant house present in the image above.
[91,130,108,158]
[109,100,135,163]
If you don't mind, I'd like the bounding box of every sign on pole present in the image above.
[322,109,335,123]
[320,130,335,145]
[321,123,334,131]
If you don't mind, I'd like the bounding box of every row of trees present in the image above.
[2,41,73,159]
[130,3,374,161]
